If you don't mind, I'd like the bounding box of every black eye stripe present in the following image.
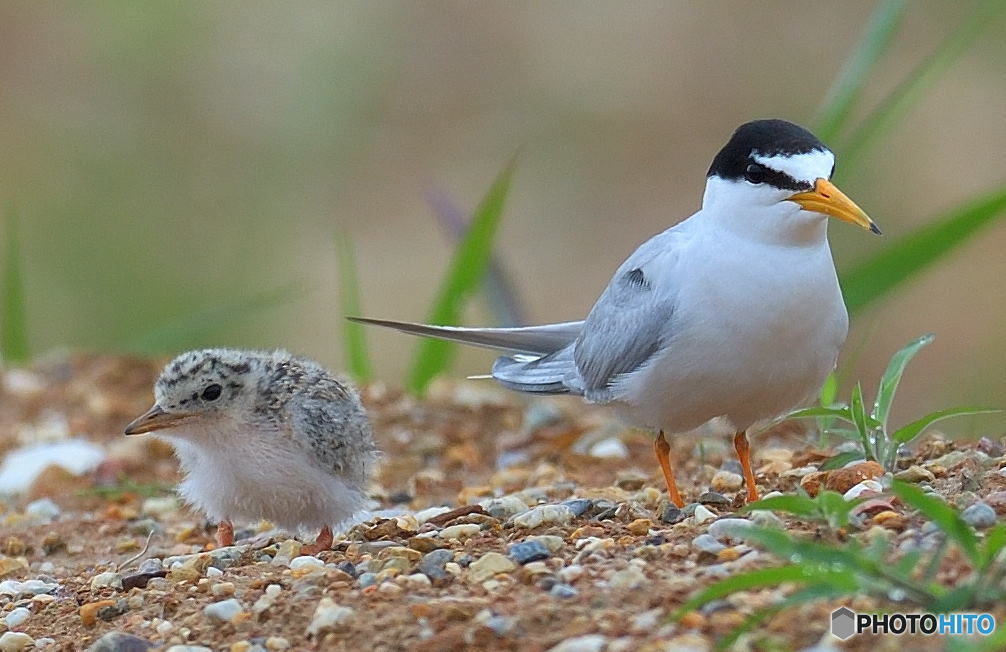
[758,167,812,192]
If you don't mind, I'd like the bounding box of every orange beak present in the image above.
[124,404,193,435]
[788,178,881,235]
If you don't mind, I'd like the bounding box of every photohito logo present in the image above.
[831,607,996,639]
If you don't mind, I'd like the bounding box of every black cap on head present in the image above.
[707,119,828,181]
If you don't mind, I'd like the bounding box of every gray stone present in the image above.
[962,502,997,529]
[0,632,34,652]
[562,499,593,518]
[417,549,454,582]
[87,632,155,652]
[508,541,551,565]
[203,598,244,623]
[357,572,379,588]
[549,583,578,598]
[707,518,753,542]
[692,534,726,555]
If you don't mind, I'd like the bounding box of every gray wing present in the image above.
[573,225,688,399]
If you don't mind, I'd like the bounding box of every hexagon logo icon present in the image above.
[831,606,857,640]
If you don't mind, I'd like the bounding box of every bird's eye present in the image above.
[201,384,223,401]
[744,163,767,184]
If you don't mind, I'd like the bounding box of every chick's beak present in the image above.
[124,404,191,435]
[788,178,881,235]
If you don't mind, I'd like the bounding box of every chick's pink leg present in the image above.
[216,519,234,547]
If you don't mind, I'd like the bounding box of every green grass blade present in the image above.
[820,451,866,471]
[127,284,300,354]
[842,184,1006,314]
[838,0,1006,169]
[407,159,516,394]
[892,406,1002,444]
[671,564,856,620]
[714,583,853,652]
[873,333,934,428]
[1,207,29,363]
[786,406,854,422]
[813,0,908,143]
[850,382,875,460]
[740,494,818,518]
[335,229,373,382]
[893,481,980,565]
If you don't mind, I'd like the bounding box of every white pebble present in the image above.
[4,607,31,628]
[548,634,609,652]
[156,620,174,635]
[24,498,61,522]
[0,632,35,651]
[90,572,123,590]
[205,566,223,578]
[843,479,884,500]
[707,518,753,542]
[438,524,481,540]
[589,437,629,459]
[512,504,575,529]
[306,597,354,636]
[692,504,717,524]
[290,555,326,570]
[202,598,244,623]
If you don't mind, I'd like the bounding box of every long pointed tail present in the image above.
[347,317,583,355]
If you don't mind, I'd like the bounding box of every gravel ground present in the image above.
[1,354,1004,651]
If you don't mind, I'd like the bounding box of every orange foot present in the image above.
[301,525,334,556]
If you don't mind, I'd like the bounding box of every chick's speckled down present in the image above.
[141,348,378,532]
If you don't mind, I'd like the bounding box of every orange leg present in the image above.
[654,431,685,508]
[301,525,334,555]
[733,430,760,503]
[216,519,234,547]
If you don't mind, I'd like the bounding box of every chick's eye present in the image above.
[201,384,223,401]
[744,163,767,184]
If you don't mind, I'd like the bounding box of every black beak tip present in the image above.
[869,223,883,236]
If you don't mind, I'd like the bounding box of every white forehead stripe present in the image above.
[752,149,834,184]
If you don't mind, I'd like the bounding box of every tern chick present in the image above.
[125,348,377,552]
[352,119,881,508]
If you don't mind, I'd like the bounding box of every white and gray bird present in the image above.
[352,119,880,507]
[124,348,377,552]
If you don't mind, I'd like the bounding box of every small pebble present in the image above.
[210,581,236,597]
[562,499,593,517]
[468,552,517,583]
[697,491,731,506]
[692,505,717,524]
[164,647,213,652]
[438,524,481,540]
[548,634,609,652]
[711,470,743,492]
[962,502,997,529]
[607,565,646,589]
[417,549,454,583]
[692,534,726,556]
[481,496,530,520]
[4,607,30,628]
[0,632,35,652]
[203,598,244,623]
[264,638,290,651]
[512,504,575,529]
[289,556,326,571]
[86,633,155,652]
[589,437,629,459]
[24,498,61,522]
[306,597,354,636]
[660,504,685,524]
[894,465,935,483]
[508,541,551,565]
[843,479,883,500]
[549,583,578,598]
[357,572,379,588]
[528,535,564,553]
[707,518,753,542]
[90,571,123,590]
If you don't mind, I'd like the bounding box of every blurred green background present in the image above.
[1,2,1004,430]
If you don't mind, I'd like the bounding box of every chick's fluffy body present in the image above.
[152,349,376,532]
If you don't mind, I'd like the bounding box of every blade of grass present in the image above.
[425,186,527,326]
[408,159,516,393]
[335,229,373,382]
[813,0,908,143]
[838,0,1006,170]
[127,284,301,354]
[872,333,934,428]
[1,207,28,363]
[892,406,1002,444]
[820,451,866,471]
[842,184,1006,314]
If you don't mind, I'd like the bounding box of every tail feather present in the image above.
[491,347,582,395]
[347,317,582,355]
